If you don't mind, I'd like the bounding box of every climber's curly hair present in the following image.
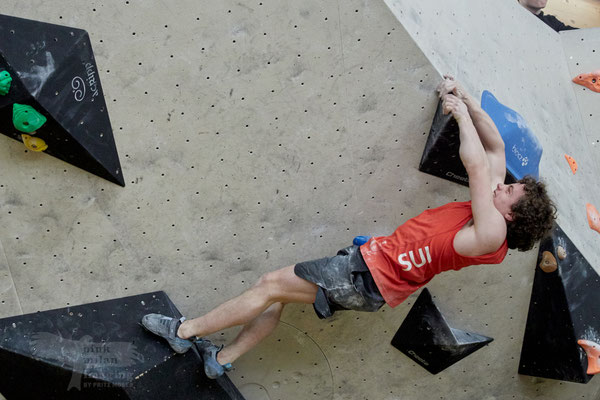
[506,176,556,251]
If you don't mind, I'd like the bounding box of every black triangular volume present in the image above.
[391,288,493,374]
[0,14,124,186]
[418,99,469,187]
[0,291,245,399]
[0,95,122,185]
[519,223,600,384]
[418,99,518,186]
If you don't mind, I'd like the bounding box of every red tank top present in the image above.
[360,201,508,307]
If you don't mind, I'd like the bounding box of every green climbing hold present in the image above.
[0,70,12,96]
[13,103,47,133]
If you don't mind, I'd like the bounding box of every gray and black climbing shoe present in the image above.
[141,314,194,354]
[196,338,233,379]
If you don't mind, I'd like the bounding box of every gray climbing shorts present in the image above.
[294,245,385,319]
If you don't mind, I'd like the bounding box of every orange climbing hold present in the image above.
[587,204,600,234]
[577,339,600,375]
[572,71,600,93]
[539,251,558,273]
[564,154,578,174]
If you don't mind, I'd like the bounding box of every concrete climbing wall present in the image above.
[561,28,600,157]
[0,1,599,399]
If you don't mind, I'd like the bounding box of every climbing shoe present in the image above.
[141,313,194,354]
[196,338,233,379]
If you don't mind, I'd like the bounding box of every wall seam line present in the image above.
[0,237,24,315]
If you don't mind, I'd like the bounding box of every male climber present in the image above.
[141,76,556,379]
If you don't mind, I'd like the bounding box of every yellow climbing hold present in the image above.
[21,134,48,152]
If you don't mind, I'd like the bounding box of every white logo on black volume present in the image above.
[408,350,429,366]
[446,171,469,182]
[71,76,86,101]
[71,62,99,102]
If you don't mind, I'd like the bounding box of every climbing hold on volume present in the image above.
[21,134,48,152]
[572,71,600,93]
[0,70,12,95]
[13,103,47,133]
[556,246,567,260]
[539,251,557,273]
[577,339,600,375]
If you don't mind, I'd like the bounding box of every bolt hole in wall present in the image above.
[544,0,600,28]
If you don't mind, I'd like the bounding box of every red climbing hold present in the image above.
[577,339,600,375]
[572,71,600,93]
[587,204,600,234]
